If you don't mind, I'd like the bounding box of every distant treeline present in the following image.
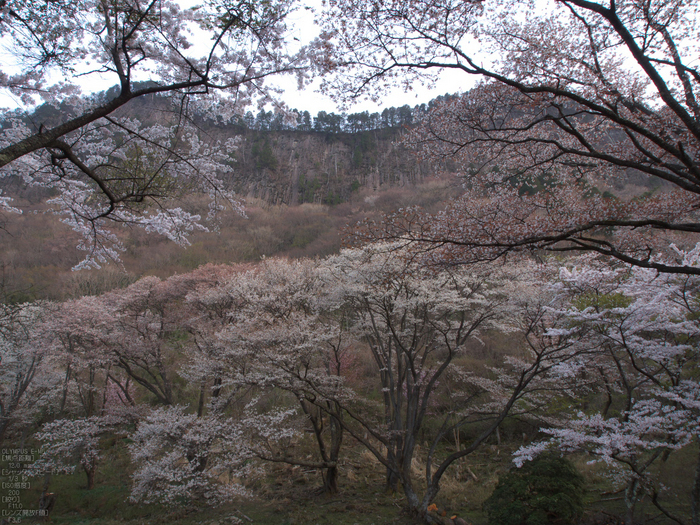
[12,82,456,136]
[235,94,455,133]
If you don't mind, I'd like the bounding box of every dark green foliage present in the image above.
[484,455,585,525]
[252,138,278,171]
[298,174,322,203]
[352,147,363,167]
[324,191,343,205]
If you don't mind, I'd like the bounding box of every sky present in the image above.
[269,70,471,115]
[265,2,475,114]
[0,0,475,116]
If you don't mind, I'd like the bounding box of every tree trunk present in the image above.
[39,474,56,520]
[197,380,206,417]
[0,418,11,444]
[323,465,340,495]
[624,478,640,525]
[60,363,72,413]
[85,466,96,490]
[403,483,428,522]
[385,465,400,493]
[325,410,343,495]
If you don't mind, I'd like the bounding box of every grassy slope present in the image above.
[4,435,696,525]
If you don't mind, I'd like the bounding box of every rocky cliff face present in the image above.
[6,94,443,208]
[224,128,437,206]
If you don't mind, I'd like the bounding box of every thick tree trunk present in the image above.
[85,466,96,490]
[323,465,340,495]
[324,411,343,495]
[403,482,430,523]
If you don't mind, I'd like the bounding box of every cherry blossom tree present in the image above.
[0,301,60,442]
[100,267,251,408]
[216,258,351,495]
[180,263,249,416]
[29,414,126,490]
[28,118,244,270]
[0,0,308,267]
[128,405,253,506]
[128,252,575,511]
[118,262,323,504]
[28,269,250,498]
[103,272,211,406]
[514,252,700,525]
[320,0,700,274]
[308,245,579,519]
[47,295,118,417]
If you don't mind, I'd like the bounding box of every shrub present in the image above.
[483,455,585,525]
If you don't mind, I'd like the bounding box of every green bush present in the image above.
[252,139,278,171]
[484,455,585,525]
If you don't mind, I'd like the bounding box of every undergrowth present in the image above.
[2,438,695,525]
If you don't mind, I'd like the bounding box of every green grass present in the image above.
[2,438,696,525]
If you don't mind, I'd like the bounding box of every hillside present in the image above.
[0,92,665,302]
[227,128,436,205]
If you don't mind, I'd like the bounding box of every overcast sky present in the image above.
[268,2,474,114]
[0,0,474,115]
[269,71,471,115]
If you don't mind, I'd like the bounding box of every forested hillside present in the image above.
[30,91,452,205]
[2,0,700,524]
[2,94,695,525]
[2,246,699,525]
[0,94,462,301]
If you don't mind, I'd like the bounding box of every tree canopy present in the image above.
[0,0,307,267]
[319,0,700,273]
